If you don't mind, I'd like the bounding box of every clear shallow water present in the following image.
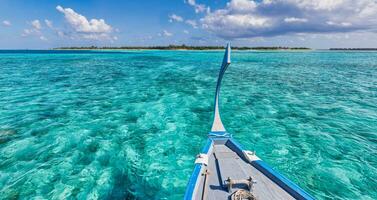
[0,50,376,200]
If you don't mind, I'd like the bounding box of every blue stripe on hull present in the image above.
[251,160,315,200]
[183,164,202,200]
[228,139,315,200]
[183,139,213,200]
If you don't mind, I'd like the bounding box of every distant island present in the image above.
[329,48,377,51]
[54,45,311,51]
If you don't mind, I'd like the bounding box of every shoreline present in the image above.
[52,48,313,51]
[53,45,311,51]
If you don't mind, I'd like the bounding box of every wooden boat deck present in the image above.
[193,140,295,200]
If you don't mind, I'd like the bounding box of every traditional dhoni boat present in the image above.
[184,44,315,200]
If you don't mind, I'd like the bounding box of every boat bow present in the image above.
[184,44,315,200]
[210,43,231,135]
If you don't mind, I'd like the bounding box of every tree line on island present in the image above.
[329,48,377,50]
[54,45,311,50]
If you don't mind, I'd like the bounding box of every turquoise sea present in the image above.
[0,50,376,200]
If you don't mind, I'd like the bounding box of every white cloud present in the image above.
[341,22,352,26]
[56,5,112,33]
[227,0,257,12]
[326,21,352,27]
[21,20,48,41]
[45,19,53,29]
[284,17,308,23]
[167,14,199,29]
[183,30,189,34]
[22,20,43,37]
[81,33,113,40]
[57,31,65,37]
[286,0,345,11]
[185,0,209,13]
[199,0,377,39]
[201,7,270,38]
[201,0,270,38]
[2,20,11,27]
[168,13,199,29]
[358,1,377,17]
[39,36,47,41]
[22,28,47,41]
[326,21,335,26]
[21,29,32,37]
[163,30,173,37]
[43,19,71,39]
[169,14,184,22]
[31,20,42,30]
[185,19,198,29]
[56,5,115,41]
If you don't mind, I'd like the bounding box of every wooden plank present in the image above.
[195,143,295,200]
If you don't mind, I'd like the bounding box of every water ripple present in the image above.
[0,50,376,199]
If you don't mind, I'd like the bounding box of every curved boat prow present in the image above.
[184,44,315,200]
[210,43,231,134]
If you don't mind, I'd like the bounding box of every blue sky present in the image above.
[1,0,377,49]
